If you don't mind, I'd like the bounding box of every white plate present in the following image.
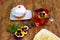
[10,10,32,20]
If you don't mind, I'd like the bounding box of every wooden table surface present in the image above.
[0,0,60,40]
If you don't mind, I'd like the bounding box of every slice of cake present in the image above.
[33,29,60,40]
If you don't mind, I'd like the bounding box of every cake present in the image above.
[10,5,32,20]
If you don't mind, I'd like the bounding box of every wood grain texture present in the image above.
[0,0,60,40]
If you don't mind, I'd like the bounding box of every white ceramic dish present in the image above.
[10,5,32,20]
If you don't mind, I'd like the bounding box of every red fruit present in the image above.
[18,6,21,8]
[33,8,49,27]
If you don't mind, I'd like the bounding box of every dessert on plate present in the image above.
[10,5,32,20]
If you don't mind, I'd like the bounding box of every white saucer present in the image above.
[10,10,32,20]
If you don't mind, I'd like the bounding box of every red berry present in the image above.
[18,6,21,8]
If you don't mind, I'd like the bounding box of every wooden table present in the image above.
[0,0,60,40]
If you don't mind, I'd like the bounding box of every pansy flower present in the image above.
[33,8,49,27]
[15,28,28,38]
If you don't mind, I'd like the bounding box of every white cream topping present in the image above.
[11,5,26,16]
